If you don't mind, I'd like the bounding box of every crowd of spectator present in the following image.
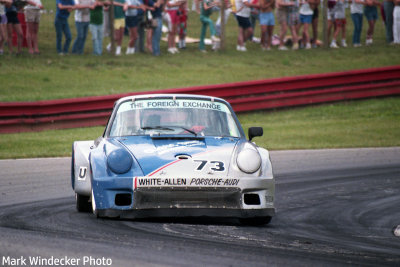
[0,0,399,56]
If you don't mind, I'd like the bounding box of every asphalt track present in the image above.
[0,148,399,267]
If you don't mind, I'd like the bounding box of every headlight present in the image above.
[107,149,133,174]
[237,149,261,174]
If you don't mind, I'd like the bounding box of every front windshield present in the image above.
[109,98,241,138]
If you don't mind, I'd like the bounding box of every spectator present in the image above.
[331,0,346,48]
[0,0,10,55]
[364,0,380,45]
[5,0,24,54]
[24,0,43,54]
[177,1,187,49]
[298,0,313,49]
[351,0,364,47]
[235,0,259,51]
[327,0,336,44]
[394,0,400,43]
[309,0,319,47]
[199,0,219,52]
[276,0,299,50]
[106,0,127,55]
[383,0,394,44]
[72,0,92,54]
[124,0,144,54]
[149,0,163,55]
[55,0,75,55]
[166,0,186,54]
[143,0,155,53]
[89,0,104,55]
[249,0,260,43]
[259,0,275,50]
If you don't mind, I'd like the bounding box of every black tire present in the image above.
[239,216,272,226]
[76,193,91,212]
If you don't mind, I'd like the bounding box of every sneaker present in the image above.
[305,43,312,49]
[0,50,3,55]
[211,35,220,42]
[330,41,339,48]
[173,47,179,53]
[168,47,176,54]
[292,43,299,50]
[353,43,362,48]
[366,38,373,45]
[278,45,288,51]
[341,39,347,47]
[252,37,261,43]
[116,46,121,56]
[106,43,111,52]
[237,45,246,52]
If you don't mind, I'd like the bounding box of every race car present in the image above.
[71,94,275,224]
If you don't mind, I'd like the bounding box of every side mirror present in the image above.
[248,127,263,141]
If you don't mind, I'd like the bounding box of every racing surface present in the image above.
[1,148,399,266]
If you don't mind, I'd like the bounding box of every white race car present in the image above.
[71,94,275,224]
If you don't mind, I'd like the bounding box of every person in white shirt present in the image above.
[298,0,313,49]
[72,0,93,54]
[24,0,43,54]
[234,0,259,51]
[350,0,365,47]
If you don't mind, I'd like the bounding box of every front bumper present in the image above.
[92,176,275,219]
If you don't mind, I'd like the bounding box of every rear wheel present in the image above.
[75,193,91,212]
[239,216,272,226]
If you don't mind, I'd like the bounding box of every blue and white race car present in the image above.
[71,94,275,224]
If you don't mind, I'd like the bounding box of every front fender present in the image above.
[72,140,94,196]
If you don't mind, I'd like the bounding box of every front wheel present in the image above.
[239,216,272,226]
[75,193,91,212]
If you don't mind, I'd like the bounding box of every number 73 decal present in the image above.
[194,160,225,172]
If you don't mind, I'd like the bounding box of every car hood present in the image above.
[113,136,240,177]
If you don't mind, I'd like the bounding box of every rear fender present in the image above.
[72,141,94,196]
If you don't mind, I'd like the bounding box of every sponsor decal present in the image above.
[144,140,204,155]
[78,167,87,181]
[134,177,240,189]
[118,99,231,114]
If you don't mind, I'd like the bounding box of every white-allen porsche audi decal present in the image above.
[134,177,240,189]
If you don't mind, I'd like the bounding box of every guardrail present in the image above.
[1,65,400,133]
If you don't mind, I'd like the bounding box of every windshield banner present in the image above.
[119,99,231,114]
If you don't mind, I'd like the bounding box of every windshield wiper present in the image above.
[168,126,197,136]
[141,126,197,136]
[141,126,174,131]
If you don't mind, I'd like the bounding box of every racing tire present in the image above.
[239,216,272,226]
[75,193,91,212]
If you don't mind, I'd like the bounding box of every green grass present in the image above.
[1,98,399,159]
[0,1,399,101]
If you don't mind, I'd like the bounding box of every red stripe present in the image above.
[148,159,182,177]
[134,177,137,189]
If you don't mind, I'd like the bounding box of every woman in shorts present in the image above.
[364,0,380,45]
[24,0,43,54]
[5,0,23,54]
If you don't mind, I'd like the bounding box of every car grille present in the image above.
[134,187,242,209]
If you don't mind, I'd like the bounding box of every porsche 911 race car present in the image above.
[71,94,275,224]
